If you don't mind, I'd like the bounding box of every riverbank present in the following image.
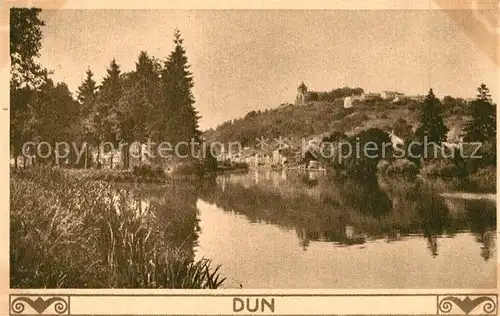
[10,167,225,288]
[50,164,250,184]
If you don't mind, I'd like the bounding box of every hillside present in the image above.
[204,98,468,148]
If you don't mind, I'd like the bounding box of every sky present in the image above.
[37,10,498,130]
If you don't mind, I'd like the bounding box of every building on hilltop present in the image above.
[344,94,362,108]
[360,92,381,101]
[295,82,308,105]
[381,90,405,100]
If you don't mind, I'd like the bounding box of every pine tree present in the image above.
[130,51,159,142]
[86,59,123,168]
[463,83,496,142]
[101,59,122,103]
[416,88,448,144]
[113,52,161,167]
[77,68,98,167]
[77,68,98,118]
[161,29,201,146]
[95,59,122,141]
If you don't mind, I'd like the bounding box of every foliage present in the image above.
[385,159,418,179]
[442,95,466,116]
[132,165,165,179]
[463,84,496,142]
[170,159,203,177]
[77,68,98,117]
[468,166,496,193]
[201,143,218,173]
[393,118,412,140]
[158,30,201,144]
[420,159,460,180]
[10,8,46,88]
[314,87,364,102]
[10,8,48,168]
[11,16,202,172]
[205,103,368,146]
[86,60,122,146]
[415,89,448,145]
[10,167,225,288]
[331,128,392,178]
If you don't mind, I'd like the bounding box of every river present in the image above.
[194,170,496,289]
[127,169,496,289]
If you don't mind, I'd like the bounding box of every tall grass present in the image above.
[10,167,225,288]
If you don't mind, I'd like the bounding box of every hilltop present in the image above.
[204,96,468,149]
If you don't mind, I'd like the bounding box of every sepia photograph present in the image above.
[8,4,497,295]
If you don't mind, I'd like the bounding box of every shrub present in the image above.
[406,101,420,111]
[171,159,203,177]
[376,159,390,174]
[231,162,249,170]
[420,159,459,180]
[385,159,418,179]
[132,165,166,179]
[468,166,496,193]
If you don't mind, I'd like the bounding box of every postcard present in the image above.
[2,1,498,315]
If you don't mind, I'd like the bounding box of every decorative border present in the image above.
[438,295,497,315]
[10,296,69,315]
[9,293,497,315]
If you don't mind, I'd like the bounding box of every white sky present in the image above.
[38,10,499,130]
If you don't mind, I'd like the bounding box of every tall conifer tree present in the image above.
[77,68,98,117]
[161,29,201,146]
[416,88,448,145]
[77,68,98,167]
[463,83,496,142]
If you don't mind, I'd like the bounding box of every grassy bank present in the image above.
[10,167,225,288]
[56,159,249,184]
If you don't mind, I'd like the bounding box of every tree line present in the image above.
[414,85,496,144]
[10,8,200,170]
[307,87,365,103]
[328,85,497,178]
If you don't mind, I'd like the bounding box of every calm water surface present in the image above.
[192,170,496,289]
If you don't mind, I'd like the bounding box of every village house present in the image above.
[360,92,381,101]
[272,149,288,165]
[446,125,464,143]
[381,90,405,100]
[343,95,362,108]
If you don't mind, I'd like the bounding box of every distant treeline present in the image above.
[307,87,365,102]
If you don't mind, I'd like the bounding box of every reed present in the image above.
[10,166,225,288]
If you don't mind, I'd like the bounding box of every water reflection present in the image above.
[115,170,496,288]
[117,183,201,261]
[200,170,496,259]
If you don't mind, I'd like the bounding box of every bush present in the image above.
[376,159,390,174]
[132,165,166,179]
[171,159,203,177]
[468,166,496,193]
[420,159,459,180]
[231,162,249,170]
[385,159,418,179]
[406,101,420,111]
